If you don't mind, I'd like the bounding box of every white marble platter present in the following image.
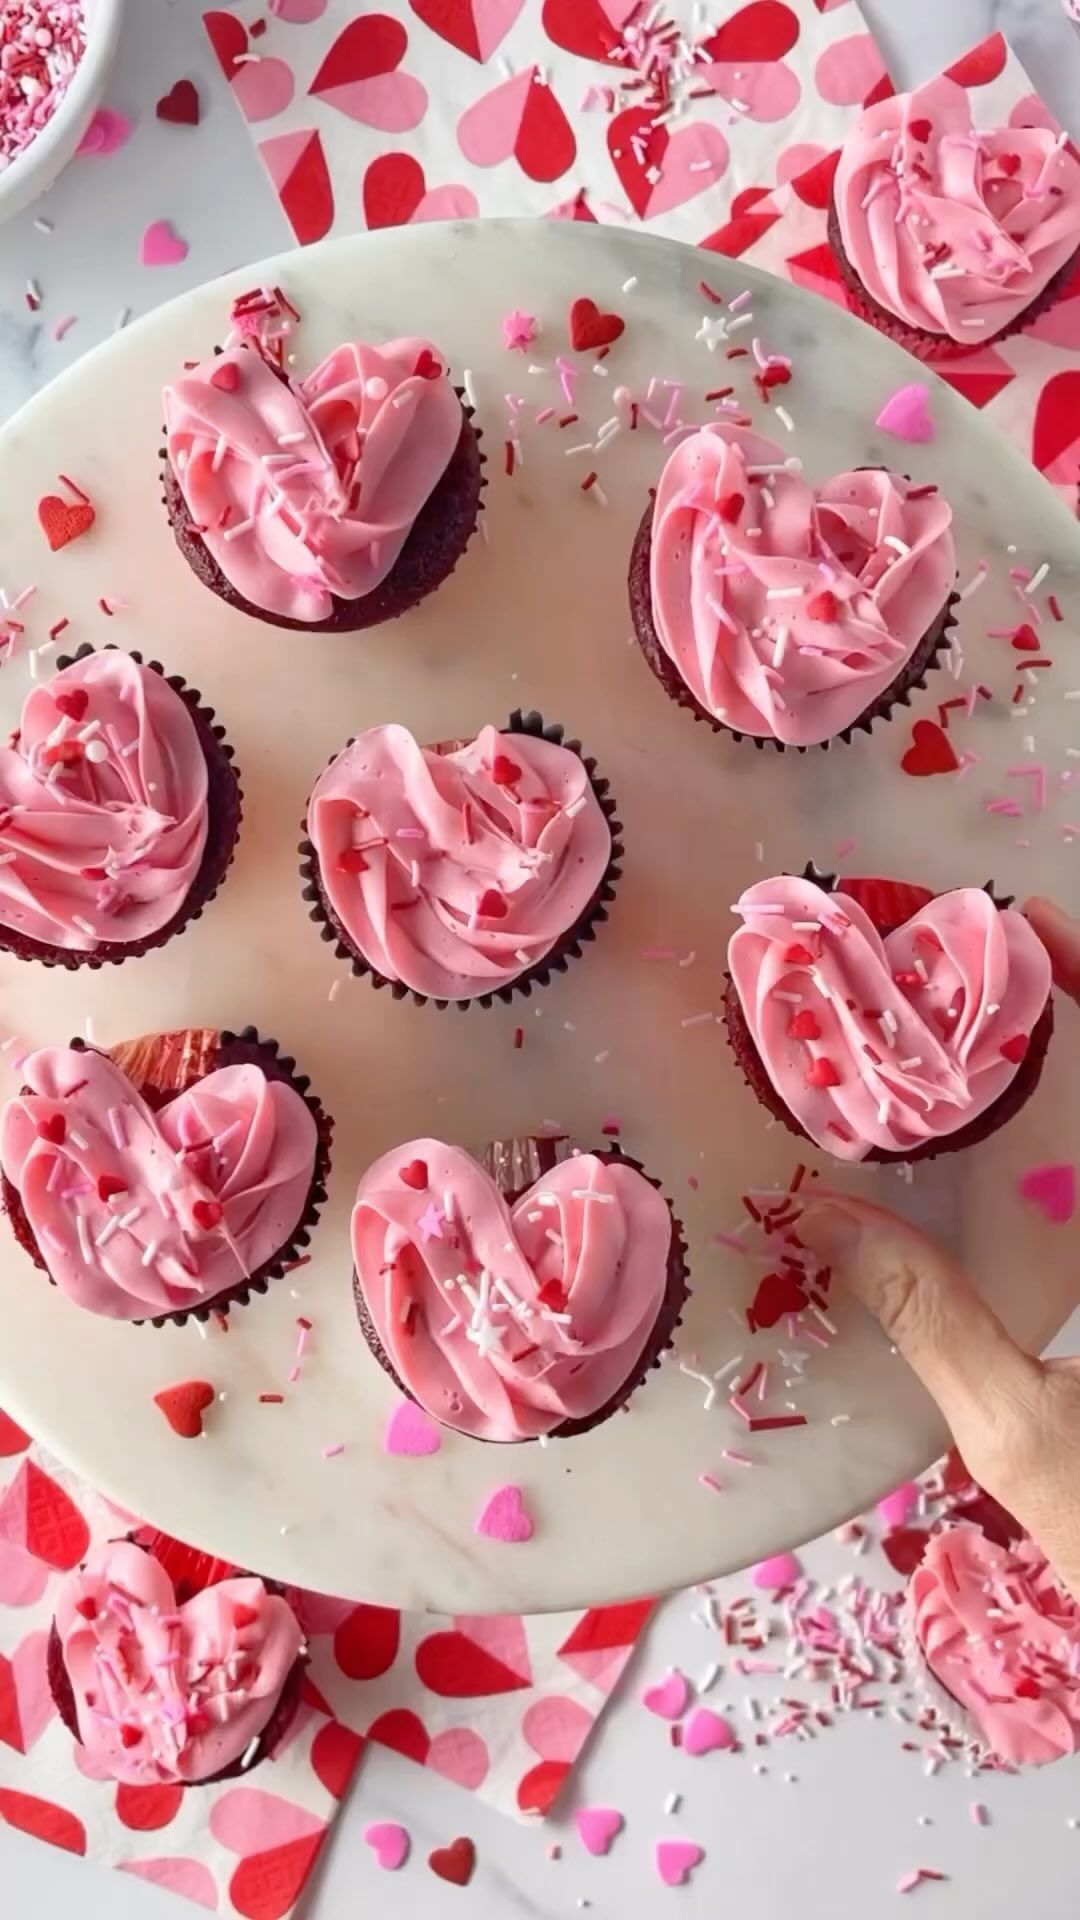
[0,219,1077,1613]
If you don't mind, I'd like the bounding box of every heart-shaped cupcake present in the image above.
[1,1030,328,1322]
[0,648,241,967]
[629,421,956,748]
[727,875,1052,1162]
[50,1541,304,1785]
[351,1137,687,1440]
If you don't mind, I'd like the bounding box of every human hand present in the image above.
[798,894,1080,1601]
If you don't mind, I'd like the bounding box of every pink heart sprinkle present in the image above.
[682,1707,736,1757]
[655,1839,705,1887]
[475,1483,534,1544]
[140,219,189,268]
[875,382,935,443]
[77,106,133,155]
[751,1551,802,1590]
[1018,1162,1077,1225]
[877,1480,919,1529]
[363,1821,410,1871]
[641,1670,690,1720]
[575,1807,624,1857]
[384,1400,442,1457]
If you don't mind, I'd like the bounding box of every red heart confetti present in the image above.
[999,1034,1029,1064]
[478,887,508,919]
[492,753,522,785]
[908,116,932,143]
[338,847,369,874]
[806,1057,841,1089]
[999,153,1022,178]
[399,1158,429,1191]
[153,1380,215,1440]
[788,1011,821,1041]
[156,79,200,125]
[717,491,744,524]
[35,1114,66,1144]
[96,1173,128,1202]
[568,296,624,352]
[881,1526,929,1575]
[38,495,94,552]
[783,943,815,966]
[54,689,88,722]
[209,359,240,392]
[806,590,838,621]
[901,719,960,777]
[414,347,442,379]
[748,1270,808,1332]
[192,1198,223,1230]
[429,1837,477,1887]
[1011,623,1040,651]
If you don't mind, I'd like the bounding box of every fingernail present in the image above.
[798,1202,862,1262]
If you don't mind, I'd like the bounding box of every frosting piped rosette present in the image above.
[641,423,955,747]
[727,876,1052,1162]
[304,720,617,1004]
[352,1139,680,1441]
[163,337,468,625]
[910,1525,1080,1767]
[833,77,1080,347]
[1,1042,321,1319]
[52,1541,303,1785]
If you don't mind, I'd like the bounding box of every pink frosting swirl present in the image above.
[352,1139,672,1441]
[911,1526,1080,1766]
[729,877,1051,1161]
[1,1046,318,1318]
[648,424,955,747]
[163,338,464,623]
[308,723,612,1001]
[835,77,1080,343]
[0,652,209,953]
[54,1541,303,1784]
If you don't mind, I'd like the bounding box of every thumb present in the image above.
[1023,896,1080,1006]
[798,1195,1040,1434]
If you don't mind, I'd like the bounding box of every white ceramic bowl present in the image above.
[0,0,125,226]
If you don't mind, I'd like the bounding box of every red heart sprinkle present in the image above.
[156,79,200,126]
[209,359,240,392]
[338,847,369,874]
[1011,623,1040,651]
[38,494,95,552]
[119,1724,143,1749]
[232,1602,259,1629]
[54,689,88,722]
[74,1596,98,1620]
[478,888,507,919]
[908,117,932,143]
[97,1173,128,1202]
[748,1270,808,1332]
[36,1114,66,1144]
[998,153,1022,178]
[538,1279,567,1311]
[999,1034,1029,1064]
[399,1158,429,1191]
[788,1011,822,1041]
[717,491,744,525]
[901,719,960,778]
[192,1199,223,1230]
[153,1379,215,1440]
[1015,1676,1042,1699]
[568,296,625,353]
[806,1056,841,1089]
[882,1526,928,1576]
[429,1837,476,1888]
[413,348,442,380]
[758,362,791,390]
[784,943,815,966]
[492,754,522,785]
[806,590,839,622]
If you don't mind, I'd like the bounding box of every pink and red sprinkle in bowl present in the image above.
[0,0,124,225]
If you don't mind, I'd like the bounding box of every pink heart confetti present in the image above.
[475,1483,534,1544]
[875,382,935,443]
[877,1480,919,1529]
[751,1551,802,1590]
[682,1707,736,1757]
[384,1400,442,1456]
[641,1670,690,1720]
[1018,1162,1077,1225]
[363,1821,410,1871]
[575,1806,624,1856]
[140,219,189,267]
[76,106,133,155]
[655,1838,705,1887]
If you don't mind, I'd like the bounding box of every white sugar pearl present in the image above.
[364,376,388,401]
[84,740,108,763]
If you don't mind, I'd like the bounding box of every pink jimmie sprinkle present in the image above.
[0,1,86,168]
[898,1870,948,1894]
[970,1802,989,1826]
[721,1448,754,1467]
[698,1472,724,1494]
[321,1441,345,1458]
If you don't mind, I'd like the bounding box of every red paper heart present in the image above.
[1032,370,1080,478]
[0,1409,29,1456]
[0,1461,89,1568]
[901,719,960,777]
[0,1788,86,1854]
[399,1158,429,1191]
[310,1720,365,1799]
[411,0,523,62]
[203,8,248,83]
[790,147,840,209]
[881,1526,928,1575]
[429,1837,476,1887]
[363,151,426,225]
[367,1707,430,1763]
[333,1602,401,1678]
[568,295,625,351]
[261,128,335,244]
[115,1781,185,1830]
[37,495,94,552]
[229,1834,324,1920]
[156,79,200,125]
[748,1270,808,1331]
[701,0,800,62]
[608,104,728,221]
[310,14,408,90]
[944,32,1006,88]
[415,1630,532,1697]
[542,0,626,62]
[458,66,576,183]
[54,688,88,722]
[153,1380,215,1440]
[517,1758,571,1815]
[700,203,781,258]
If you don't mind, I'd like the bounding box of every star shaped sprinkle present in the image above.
[417,1201,446,1242]
[503,309,539,352]
[695,314,728,352]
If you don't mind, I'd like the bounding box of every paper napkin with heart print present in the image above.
[0,1413,358,1918]
[202,1,889,245]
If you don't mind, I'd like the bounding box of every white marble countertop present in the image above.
[3,1,1080,1916]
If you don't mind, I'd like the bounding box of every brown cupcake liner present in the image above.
[47,1540,308,1785]
[160,362,485,634]
[0,643,243,971]
[723,867,1054,1165]
[298,710,624,1010]
[628,500,959,753]
[353,1134,690,1443]
[2,1024,332,1328]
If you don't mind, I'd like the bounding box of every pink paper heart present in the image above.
[0,1539,49,1609]
[576,1806,624,1856]
[875,382,935,443]
[322,71,427,130]
[232,55,295,122]
[412,184,479,221]
[363,1821,410,1871]
[119,1860,218,1909]
[702,58,801,123]
[454,1613,531,1680]
[751,1550,802,1590]
[641,1670,690,1720]
[815,30,888,106]
[1018,1162,1077,1225]
[209,1787,326,1855]
[274,0,327,17]
[655,1839,705,1887]
[475,1483,534,1543]
[384,1400,442,1456]
[140,219,189,267]
[522,1694,592,1763]
[683,1707,736,1757]
[0,1631,54,1752]
[877,1480,919,1528]
[427,1726,490,1789]
[77,106,133,155]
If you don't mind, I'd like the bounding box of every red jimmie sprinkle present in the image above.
[504,439,515,477]
[726,346,750,360]
[513,1027,524,1050]
[705,387,734,402]
[698,278,725,304]
[1048,594,1064,622]
[259,1393,284,1404]
[558,413,579,428]
[296,1316,313,1330]
[581,471,599,492]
